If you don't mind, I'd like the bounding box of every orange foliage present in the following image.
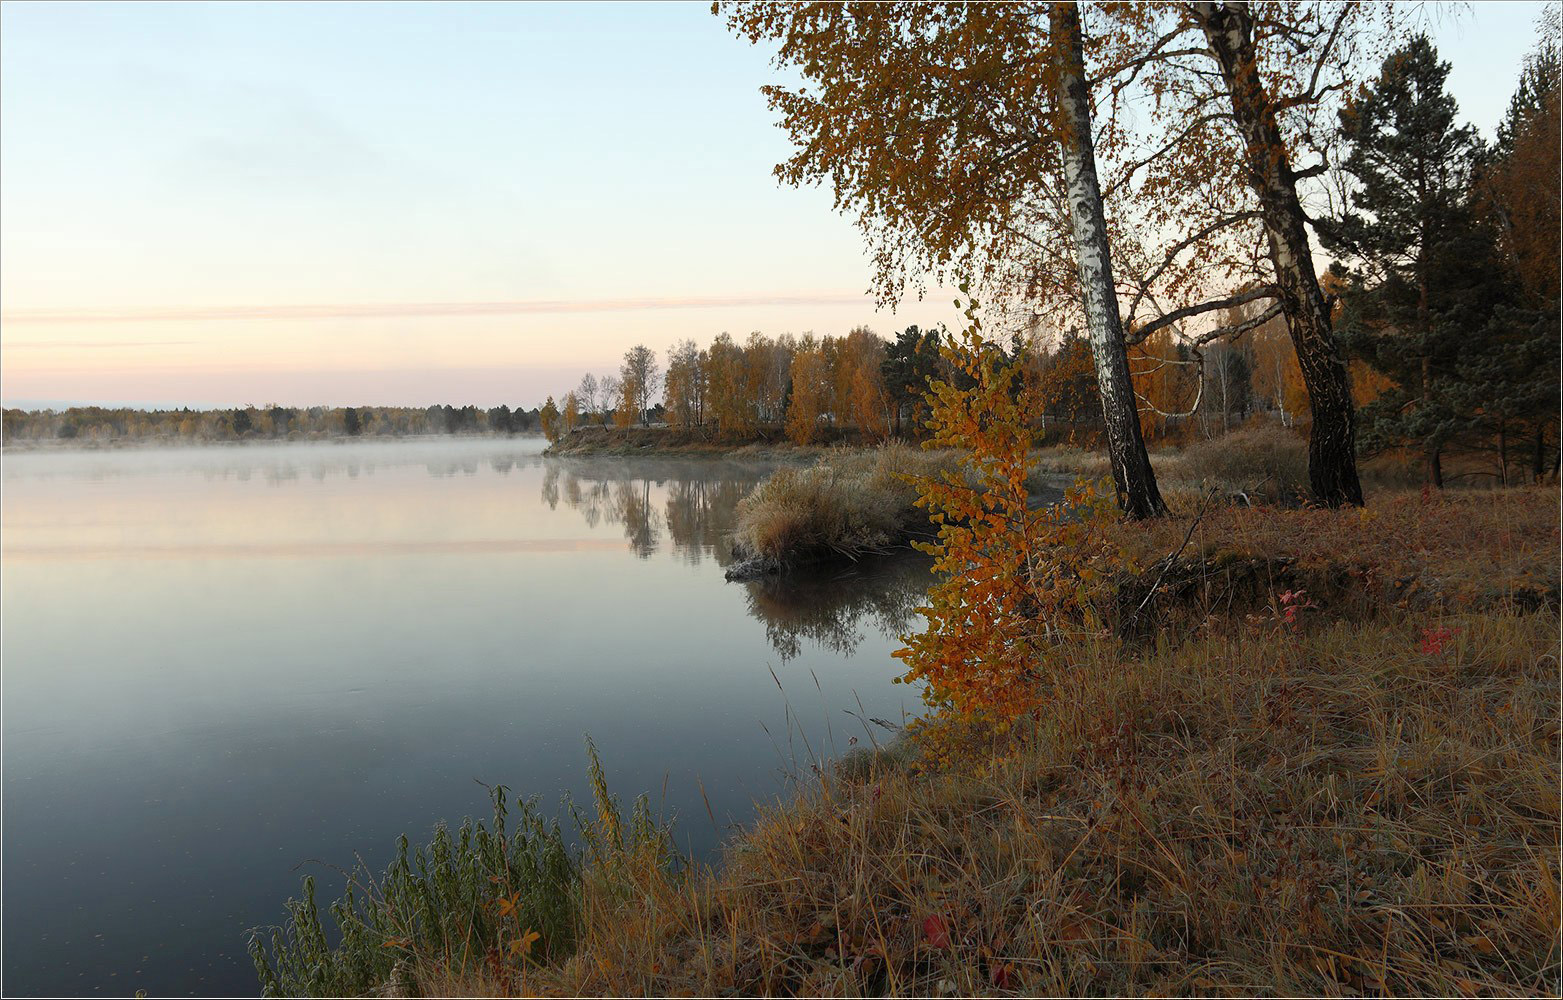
[839,327,892,442]
[562,392,581,433]
[707,333,757,435]
[539,396,561,442]
[784,342,829,445]
[1491,88,1560,308]
[613,379,636,429]
[895,309,1128,728]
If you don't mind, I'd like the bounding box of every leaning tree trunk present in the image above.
[1193,1,1364,507]
[1050,2,1166,519]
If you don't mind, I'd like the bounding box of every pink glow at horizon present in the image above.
[1,2,1542,410]
[1,295,952,409]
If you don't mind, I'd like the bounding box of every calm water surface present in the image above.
[2,438,928,996]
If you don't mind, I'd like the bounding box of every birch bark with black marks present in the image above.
[1191,1,1365,507]
[1050,2,1165,519]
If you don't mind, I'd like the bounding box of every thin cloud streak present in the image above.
[2,292,874,325]
[1,537,632,561]
[3,340,198,349]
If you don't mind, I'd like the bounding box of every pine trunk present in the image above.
[1194,2,1364,507]
[1049,2,1165,519]
[1422,355,1439,487]
[1497,417,1507,486]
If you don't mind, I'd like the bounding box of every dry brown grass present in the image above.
[1031,425,1469,501]
[729,444,958,564]
[477,607,1558,997]
[1029,445,1114,478]
[1157,424,1312,501]
[1120,486,1559,615]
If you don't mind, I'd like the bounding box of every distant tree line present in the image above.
[542,326,949,446]
[540,322,1300,449]
[1,403,548,445]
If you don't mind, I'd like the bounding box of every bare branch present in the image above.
[1299,5,1352,107]
[1122,211,1263,327]
[1102,112,1235,201]
[1134,372,1205,419]
[1127,285,1280,345]
[1188,299,1285,345]
[1093,46,1209,90]
[1290,160,1328,181]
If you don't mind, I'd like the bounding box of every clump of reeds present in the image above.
[247,738,672,998]
[729,443,957,567]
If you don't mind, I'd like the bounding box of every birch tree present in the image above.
[1050,2,1164,516]
[1089,1,1395,505]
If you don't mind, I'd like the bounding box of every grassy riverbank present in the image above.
[519,616,1557,997]
[250,487,1559,997]
[724,427,1420,576]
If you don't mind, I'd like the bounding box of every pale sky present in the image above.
[0,1,1549,409]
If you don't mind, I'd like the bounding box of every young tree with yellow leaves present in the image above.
[663,339,706,431]
[706,333,757,436]
[839,327,893,442]
[562,391,581,435]
[784,338,830,445]
[619,345,661,427]
[895,300,1127,727]
[539,396,561,443]
[612,378,637,430]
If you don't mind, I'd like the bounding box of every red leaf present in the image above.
[922,914,951,949]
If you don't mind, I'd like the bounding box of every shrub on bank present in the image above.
[729,444,956,565]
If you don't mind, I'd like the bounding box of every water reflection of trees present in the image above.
[663,477,752,564]
[741,554,932,661]
[545,460,767,563]
[544,459,931,658]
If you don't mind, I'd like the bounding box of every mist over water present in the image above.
[1,438,929,996]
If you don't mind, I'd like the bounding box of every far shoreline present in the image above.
[542,423,874,459]
[0,431,549,454]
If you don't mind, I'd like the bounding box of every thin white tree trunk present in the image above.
[1050,2,1164,518]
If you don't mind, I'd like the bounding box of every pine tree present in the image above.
[1320,36,1498,487]
[1484,21,1561,480]
[880,325,943,439]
